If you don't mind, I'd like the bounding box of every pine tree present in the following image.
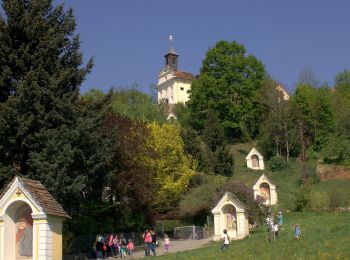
[0,0,94,210]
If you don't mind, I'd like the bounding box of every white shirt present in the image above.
[224,234,230,244]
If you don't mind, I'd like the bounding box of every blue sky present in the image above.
[42,1,350,93]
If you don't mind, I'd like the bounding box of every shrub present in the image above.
[294,184,312,211]
[269,156,288,172]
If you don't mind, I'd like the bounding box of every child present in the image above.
[119,238,127,258]
[294,224,301,239]
[220,229,230,250]
[277,212,284,230]
[164,233,170,253]
[127,239,134,257]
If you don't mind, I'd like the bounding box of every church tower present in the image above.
[157,36,195,105]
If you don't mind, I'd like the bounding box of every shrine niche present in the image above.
[211,192,249,241]
[246,148,265,170]
[253,174,277,205]
[0,176,70,260]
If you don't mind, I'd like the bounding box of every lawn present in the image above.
[156,211,350,259]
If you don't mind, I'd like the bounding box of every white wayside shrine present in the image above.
[211,192,249,241]
[246,148,265,170]
[253,174,278,205]
[0,176,70,260]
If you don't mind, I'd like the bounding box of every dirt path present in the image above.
[131,237,213,258]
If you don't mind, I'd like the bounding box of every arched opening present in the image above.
[222,204,237,231]
[3,200,33,260]
[251,154,260,168]
[259,182,271,204]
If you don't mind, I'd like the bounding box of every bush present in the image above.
[294,184,312,211]
[269,156,288,172]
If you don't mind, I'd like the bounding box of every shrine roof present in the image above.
[0,176,70,219]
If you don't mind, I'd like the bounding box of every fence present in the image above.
[173,226,214,240]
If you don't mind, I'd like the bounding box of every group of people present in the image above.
[266,211,284,238]
[142,229,171,257]
[266,211,301,240]
[94,230,172,259]
[94,234,134,259]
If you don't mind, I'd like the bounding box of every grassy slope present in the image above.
[157,211,350,259]
[230,143,350,210]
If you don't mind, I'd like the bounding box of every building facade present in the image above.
[157,46,195,105]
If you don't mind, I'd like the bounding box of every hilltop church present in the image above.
[156,37,290,109]
[157,38,195,105]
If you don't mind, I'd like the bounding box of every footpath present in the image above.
[132,237,213,258]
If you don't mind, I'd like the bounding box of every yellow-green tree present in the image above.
[145,122,197,212]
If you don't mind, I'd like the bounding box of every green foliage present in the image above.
[321,135,350,165]
[213,145,234,176]
[332,83,350,137]
[269,156,288,172]
[259,77,298,160]
[145,122,197,213]
[294,184,312,211]
[335,69,350,86]
[110,87,167,123]
[0,0,104,213]
[187,40,266,141]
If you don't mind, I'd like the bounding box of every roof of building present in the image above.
[174,71,195,81]
[165,46,178,56]
[0,176,70,218]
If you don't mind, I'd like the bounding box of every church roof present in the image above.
[0,176,70,218]
[174,71,195,81]
[166,46,178,56]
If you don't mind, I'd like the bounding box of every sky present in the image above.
[53,1,349,93]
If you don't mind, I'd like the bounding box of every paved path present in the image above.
[131,237,213,258]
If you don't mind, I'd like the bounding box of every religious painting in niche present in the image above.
[259,183,270,203]
[223,205,236,230]
[251,154,259,168]
[15,204,33,258]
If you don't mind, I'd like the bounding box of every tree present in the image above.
[259,77,298,161]
[187,40,266,141]
[335,69,350,86]
[145,122,196,212]
[110,87,167,123]
[0,0,95,210]
[298,66,320,88]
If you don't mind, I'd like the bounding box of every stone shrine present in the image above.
[246,148,265,170]
[211,192,249,241]
[253,174,278,205]
[0,176,70,260]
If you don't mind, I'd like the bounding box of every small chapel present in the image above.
[211,192,249,241]
[0,176,70,260]
[157,36,195,106]
[253,174,278,205]
[246,148,265,170]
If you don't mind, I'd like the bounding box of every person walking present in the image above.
[143,229,152,256]
[277,211,284,230]
[150,230,157,256]
[220,229,230,251]
[127,239,134,257]
[295,224,301,239]
[164,233,170,253]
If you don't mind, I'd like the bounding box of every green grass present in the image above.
[312,180,350,207]
[156,211,350,259]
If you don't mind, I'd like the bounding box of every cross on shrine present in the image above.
[16,189,22,197]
